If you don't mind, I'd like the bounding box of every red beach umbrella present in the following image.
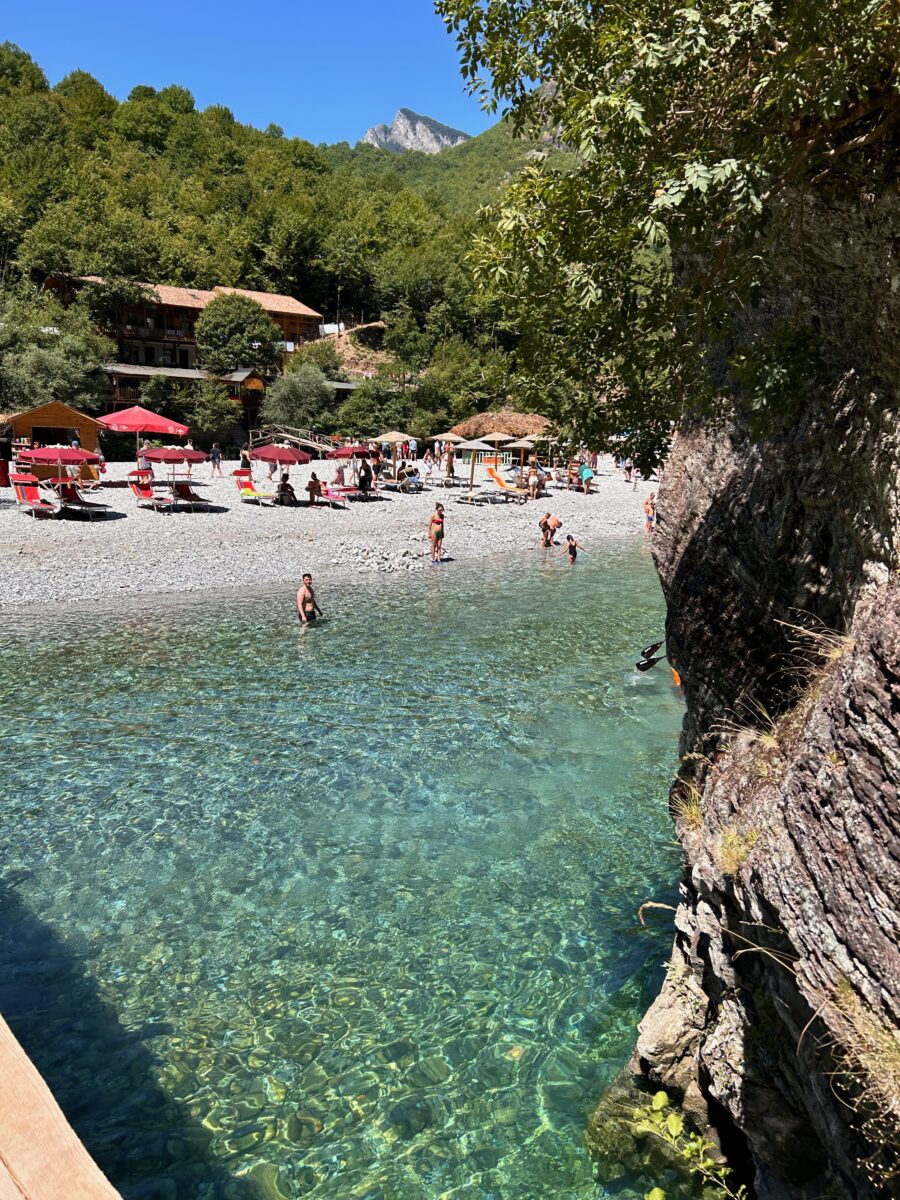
[96,405,190,458]
[142,447,207,464]
[141,445,207,485]
[250,444,312,465]
[97,405,189,436]
[19,447,101,466]
[327,445,371,459]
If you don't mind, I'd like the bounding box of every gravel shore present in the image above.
[0,457,655,608]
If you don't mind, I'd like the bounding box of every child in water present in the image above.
[563,534,585,563]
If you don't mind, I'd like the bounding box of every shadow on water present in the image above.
[0,877,261,1200]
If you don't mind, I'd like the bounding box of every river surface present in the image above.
[1,543,684,1199]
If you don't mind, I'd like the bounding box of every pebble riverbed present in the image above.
[0,457,655,608]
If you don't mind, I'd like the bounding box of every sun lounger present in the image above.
[486,467,528,503]
[55,480,111,519]
[317,487,349,508]
[232,470,274,506]
[455,490,490,505]
[172,481,210,511]
[128,471,174,512]
[10,473,61,518]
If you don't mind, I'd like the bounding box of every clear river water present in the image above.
[1,542,685,1200]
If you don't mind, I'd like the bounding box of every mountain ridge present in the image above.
[361,108,470,155]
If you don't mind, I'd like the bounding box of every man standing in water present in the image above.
[297,573,323,624]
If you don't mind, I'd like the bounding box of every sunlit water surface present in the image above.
[1,544,684,1200]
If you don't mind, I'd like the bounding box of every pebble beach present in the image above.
[0,456,655,608]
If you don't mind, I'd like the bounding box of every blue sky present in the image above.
[5,0,496,144]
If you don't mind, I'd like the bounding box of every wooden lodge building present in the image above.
[45,275,323,416]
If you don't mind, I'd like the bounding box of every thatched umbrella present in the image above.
[505,437,536,487]
[450,409,552,440]
[433,431,465,478]
[377,429,412,479]
[480,431,515,468]
[455,438,495,493]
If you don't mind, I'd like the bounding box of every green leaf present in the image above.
[651,1090,670,1111]
[665,1112,684,1137]
[644,1189,666,1200]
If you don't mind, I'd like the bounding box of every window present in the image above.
[144,346,156,366]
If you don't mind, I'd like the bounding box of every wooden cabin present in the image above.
[2,400,101,481]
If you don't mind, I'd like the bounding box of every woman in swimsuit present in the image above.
[563,534,585,563]
[643,492,657,533]
[429,503,445,563]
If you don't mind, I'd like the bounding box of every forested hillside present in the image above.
[0,40,538,437]
[325,118,542,214]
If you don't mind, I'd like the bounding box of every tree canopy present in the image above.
[0,41,532,435]
[195,294,282,375]
[437,0,900,462]
[0,283,113,413]
[260,365,334,430]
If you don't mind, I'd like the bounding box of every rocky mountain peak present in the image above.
[361,108,470,155]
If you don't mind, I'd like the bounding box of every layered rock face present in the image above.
[631,162,900,1195]
[362,109,470,154]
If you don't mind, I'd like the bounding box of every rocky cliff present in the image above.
[362,108,470,154]
[625,152,900,1196]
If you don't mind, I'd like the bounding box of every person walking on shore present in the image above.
[429,503,446,563]
[209,442,223,478]
[297,573,323,624]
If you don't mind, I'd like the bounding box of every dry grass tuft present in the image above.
[717,826,760,877]
[778,615,855,687]
[714,697,782,753]
[671,779,703,830]
[828,979,900,1186]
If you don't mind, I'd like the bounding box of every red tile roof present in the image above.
[69,276,321,318]
[148,284,216,309]
[213,286,322,319]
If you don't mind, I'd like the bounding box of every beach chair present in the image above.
[317,486,349,508]
[128,471,175,513]
[454,489,490,505]
[172,481,210,511]
[55,479,111,519]
[232,469,273,506]
[486,467,528,503]
[10,473,61,518]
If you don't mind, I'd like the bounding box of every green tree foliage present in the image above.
[0,42,47,95]
[334,376,399,438]
[0,45,523,429]
[53,71,117,148]
[290,337,345,381]
[415,337,508,424]
[188,377,240,441]
[195,293,282,375]
[0,282,113,412]
[437,0,900,462]
[260,364,334,430]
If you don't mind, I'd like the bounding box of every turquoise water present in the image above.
[0,543,683,1200]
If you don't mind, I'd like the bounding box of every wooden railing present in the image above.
[250,425,335,456]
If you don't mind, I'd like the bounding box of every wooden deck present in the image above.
[0,1015,120,1199]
